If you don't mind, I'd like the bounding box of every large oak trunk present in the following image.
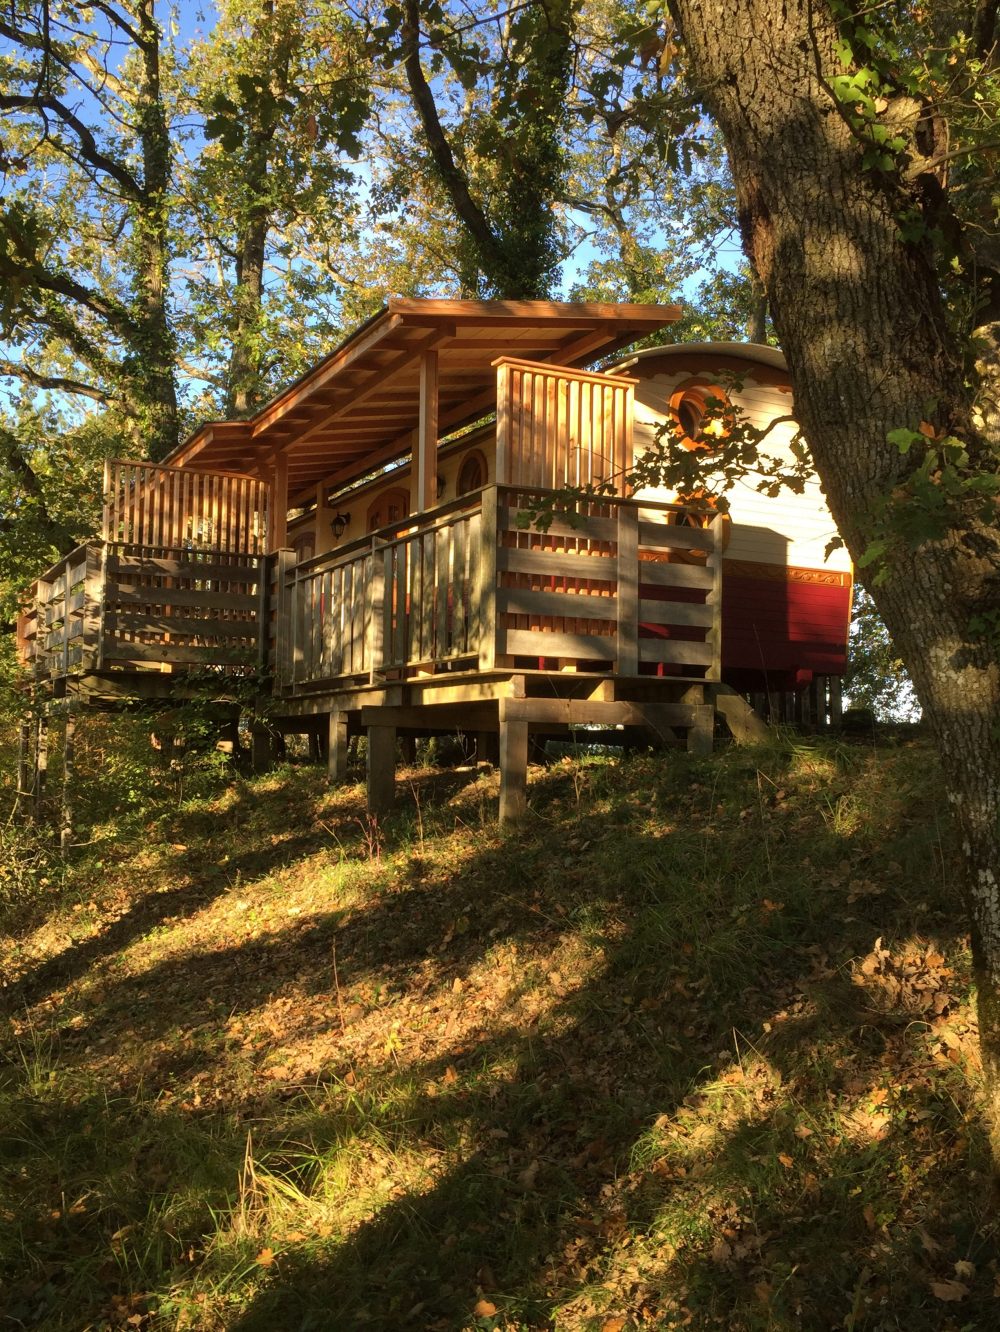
[667,0,1000,1150]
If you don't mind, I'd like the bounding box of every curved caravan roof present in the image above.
[610,340,789,379]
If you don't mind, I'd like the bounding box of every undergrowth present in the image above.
[1,721,996,1330]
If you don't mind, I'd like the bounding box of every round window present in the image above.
[668,380,731,451]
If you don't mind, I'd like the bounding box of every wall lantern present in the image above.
[330,511,351,539]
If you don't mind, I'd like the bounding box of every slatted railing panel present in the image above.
[495,359,636,496]
[101,545,263,669]
[29,545,93,679]
[494,488,723,679]
[288,546,376,686]
[102,460,269,554]
[382,507,481,673]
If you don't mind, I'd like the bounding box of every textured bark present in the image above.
[668,0,1000,1152]
[129,0,179,461]
[224,0,293,418]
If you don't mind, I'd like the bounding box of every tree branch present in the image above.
[0,93,142,196]
[0,360,110,402]
[399,0,507,284]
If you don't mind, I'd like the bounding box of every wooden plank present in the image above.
[637,561,714,590]
[498,587,617,624]
[638,639,714,666]
[111,585,258,611]
[495,362,510,484]
[366,722,397,816]
[107,612,260,640]
[500,697,698,727]
[500,506,618,542]
[416,348,439,513]
[636,600,714,628]
[478,487,498,671]
[637,520,713,552]
[328,709,349,782]
[616,503,639,674]
[504,628,616,661]
[499,717,529,824]
[369,547,387,682]
[107,554,262,583]
[100,640,256,665]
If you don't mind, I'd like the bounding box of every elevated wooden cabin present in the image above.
[16,299,848,821]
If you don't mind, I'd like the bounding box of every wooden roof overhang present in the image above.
[164,297,680,505]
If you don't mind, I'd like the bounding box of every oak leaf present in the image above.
[930,1279,968,1301]
[473,1299,498,1317]
[255,1247,275,1267]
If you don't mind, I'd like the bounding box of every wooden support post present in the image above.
[478,486,498,672]
[706,512,725,682]
[399,734,417,765]
[416,350,439,515]
[15,718,31,820]
[34,715,48,820]
[367,723,397,817]
[499,716,529,824]
[686,704,715,758]
[270,455,289,550]
[251,725,272,774]
[60,713,75,852]
[328,710,349,783]
[616,503,639,675]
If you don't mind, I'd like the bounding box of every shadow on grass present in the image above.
[3,741,993,1330]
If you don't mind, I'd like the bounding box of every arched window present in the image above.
[456,449,487,496]
[668,379,732,451]
[367,487,410,533]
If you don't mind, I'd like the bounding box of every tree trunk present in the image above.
[668,0,1000,1152]
[131,0,178,461]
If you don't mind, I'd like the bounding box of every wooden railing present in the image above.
[273,486,723,692]
[19,541,264,680]
[495,359,635,495]
[102,459,269,554]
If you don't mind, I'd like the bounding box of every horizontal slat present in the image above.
[638,639,714,666]
[108,613,257,639]
[637,600,713,627]
[503,628,616,660]
[107,554,261,582]
[499,588,617,623]
[102,640,256,665]
[638,522,713,552]
[111,585,258,611]
[497,546,618,581]
[638,561,714,590]
[500,508,618,542]
[500,698,699,727]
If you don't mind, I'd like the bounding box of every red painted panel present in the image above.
[722,575,850,676]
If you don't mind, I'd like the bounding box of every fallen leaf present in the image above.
[930,1279,969,1302]
[863,1204,876,1231]
[954,1259,976,1279]
[473,1298,498,1317]
[601,1318,627,1332]
[777,1153,794,1168]
[255,1247,275,1267]
[442,1065,458,1085]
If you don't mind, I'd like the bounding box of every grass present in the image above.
[1,716,997,1330]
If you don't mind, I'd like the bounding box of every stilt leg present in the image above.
[251,725,271,774]
[328,710,349,783]
[61,713,75,852]
[34,715,48,821]
[15,719,31,821]
[367,724,397,817]
[499,718,529,824]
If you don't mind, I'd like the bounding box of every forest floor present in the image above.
[1,718,997,1331]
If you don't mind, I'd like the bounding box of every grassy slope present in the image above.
[1,722,997,1330]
